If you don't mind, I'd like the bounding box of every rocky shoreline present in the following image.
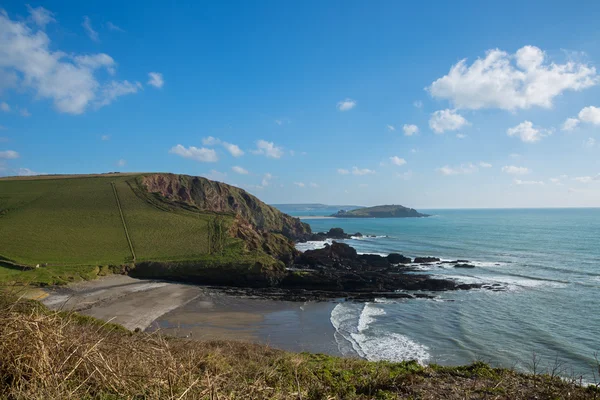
[131,227,503,303]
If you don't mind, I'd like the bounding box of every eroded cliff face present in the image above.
[138,174,310,263]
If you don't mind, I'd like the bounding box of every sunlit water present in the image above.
[279,207,600,380]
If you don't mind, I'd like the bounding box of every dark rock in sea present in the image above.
[413,257,441,263]
[387,253,412,264]
[454,263,476,269]
[302,227,363,242]
[285,242,487,299]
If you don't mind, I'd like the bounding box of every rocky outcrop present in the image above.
[287,242,485,296]
[387,253,412,264]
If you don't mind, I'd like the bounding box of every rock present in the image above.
[454,263,476,269]
[387,253,412,264]
[326,227,347,239]
[413,257,441,263]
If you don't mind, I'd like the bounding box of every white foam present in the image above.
[295,239,333,252]
[486,275,567,289]
[330,302,431,364]
[356,251,389,257]
[357,303,386,332]
[350,331,430,364]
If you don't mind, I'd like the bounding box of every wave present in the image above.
[330,302,430,364]
[442,273,568,291]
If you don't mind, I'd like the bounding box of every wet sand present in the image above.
[41,275,340,355]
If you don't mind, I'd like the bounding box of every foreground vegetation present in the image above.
[0,293,597,399]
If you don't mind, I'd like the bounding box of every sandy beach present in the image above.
[41,275,340,354]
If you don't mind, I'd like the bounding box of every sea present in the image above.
[275,206,600,380]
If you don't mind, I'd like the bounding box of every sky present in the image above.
[1,1,600,208]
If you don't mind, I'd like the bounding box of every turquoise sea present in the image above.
[277,207,600,380]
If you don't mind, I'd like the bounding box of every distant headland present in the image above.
[331,204,430,218]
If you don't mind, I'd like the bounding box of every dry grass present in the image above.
[0,293,597,399]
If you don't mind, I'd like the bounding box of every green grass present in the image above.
[0,174,248,285]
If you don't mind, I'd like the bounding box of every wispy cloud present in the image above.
[337,168,350,175]
[252,140,283,158]
[106,21,125,32]
[389,156,407,166]
[502,165,530,175]
[147,72,164,88]
[507,121,551,143]
[231,166,248,175]
[337,98,356,111]
[352,167,375,176]
[82,16,99,42]
[169,144,218,162]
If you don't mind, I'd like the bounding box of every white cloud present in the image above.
[502,165,529,175]
[309,182,319,188]
[0,102,9,112]
[550,175,568,185]
[101,135,110,141]
[74,54,116,75]
[337,168,349,175]
[205,170,227,181]
[413,100,423,108]
[116,159,126,167]
[429,109,469,133]
[479,162,492,168]
[574,174,599,183]
[202,136,220,146]
[352,166,375,176]
[223,142,244,157]
[19,108,31,117]
[585,137,596,148]
[0,10,143,114]
[0,150,19,159]
[26,5,55,28]
[253,140,283,158]
[294,182,305,187]
[561,117,580,131]
[507,121,551,143]
[509,153,521,159]
[337,98,356,111]
[82,16,99,42]
[437,163,478,176]
[403,124,419,136]
[231,166,248,175]
[456,133,467,139]
[428,45,598,111]
[261,173,272,187]
[514,179,544,185]
[578,106,600,125]
[386,125,395,131]
[389,156,407,166]
[411,148,417,153]
[147,72,164,88]
[96,81,142,108]
[106,22,124,32]
[17,167,38,176]
[169,144,218,162]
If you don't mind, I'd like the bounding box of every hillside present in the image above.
[332,204,430,218]
[0,173,310,285]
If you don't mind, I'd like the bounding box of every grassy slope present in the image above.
[1,293,597,399]
[0,174,279,286]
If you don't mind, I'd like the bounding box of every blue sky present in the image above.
[1,1,600,208]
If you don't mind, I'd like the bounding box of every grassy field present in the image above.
[1,292,597,399]
[0,174,245,285]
